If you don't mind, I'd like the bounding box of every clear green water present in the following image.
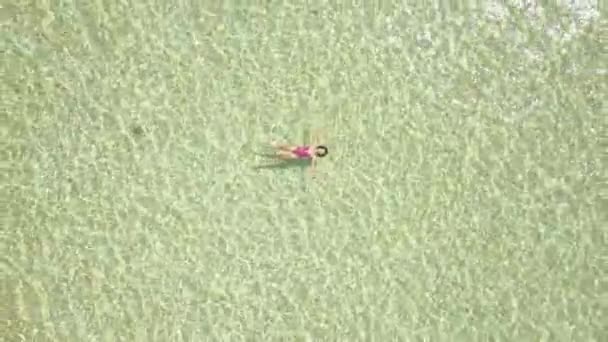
[3,2,605,341]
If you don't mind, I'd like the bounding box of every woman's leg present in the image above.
[255,149,295,160]
[275,150,296,160]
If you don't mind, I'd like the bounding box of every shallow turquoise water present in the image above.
[4,2,604,341]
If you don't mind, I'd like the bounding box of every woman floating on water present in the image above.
[255,130,329,175]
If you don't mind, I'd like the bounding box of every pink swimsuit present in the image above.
[292,145,312,159]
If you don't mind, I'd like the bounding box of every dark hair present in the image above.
[315,145,328,157]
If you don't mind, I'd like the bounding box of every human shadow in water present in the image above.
[252,153,311,171]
